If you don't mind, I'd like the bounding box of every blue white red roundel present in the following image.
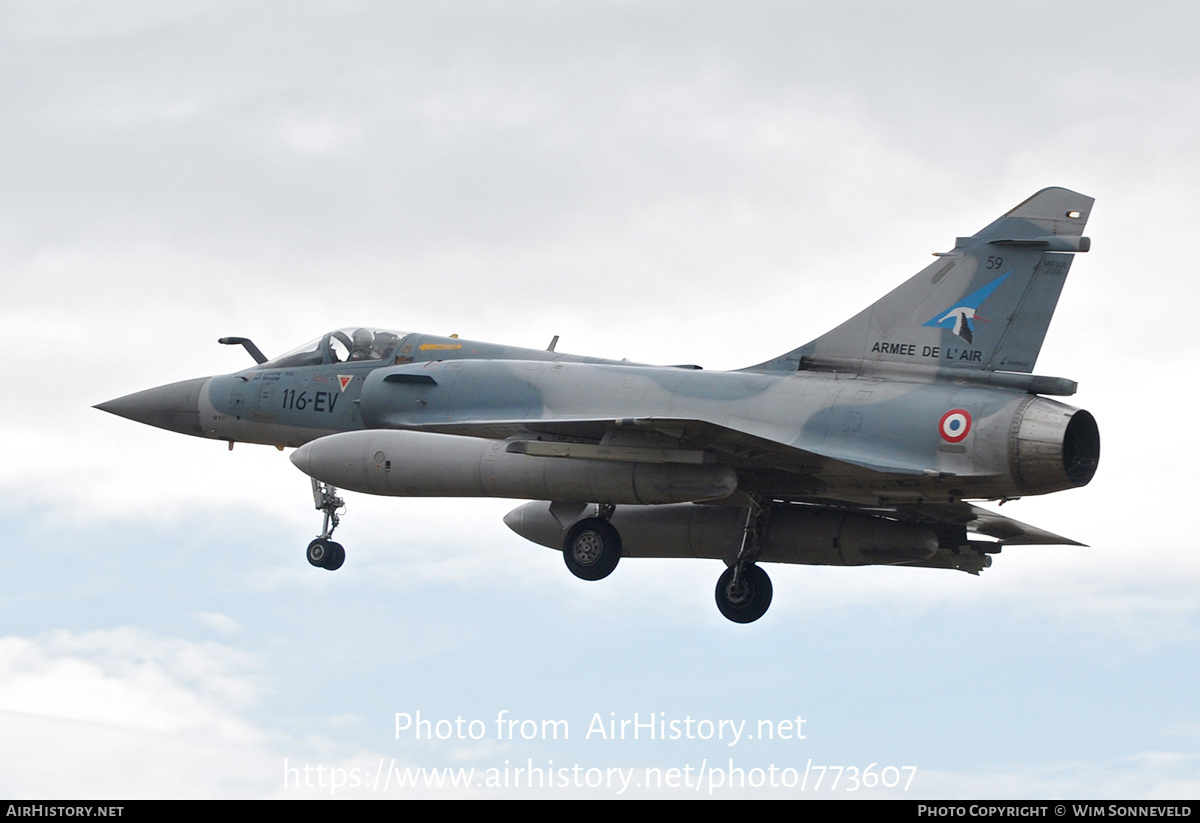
[939,409,971,443]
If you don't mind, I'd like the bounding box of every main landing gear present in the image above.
[715,500,773,623]
[561,501,774,623]
[715,564,772,624]
[562,503,621,581]
[307,478,345,571]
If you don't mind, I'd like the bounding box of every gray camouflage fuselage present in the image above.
[97,187,1101,620]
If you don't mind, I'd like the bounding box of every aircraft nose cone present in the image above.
[95,376,210,437]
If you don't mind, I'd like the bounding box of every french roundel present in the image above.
[939,409,971,443]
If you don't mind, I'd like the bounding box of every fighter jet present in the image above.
[97,187,1100,623]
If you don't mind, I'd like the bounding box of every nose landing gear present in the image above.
[307,537,345,570]
[307,479,346,571]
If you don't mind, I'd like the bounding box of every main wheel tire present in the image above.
[715,565,773,623]
[562,517,622,581]
[307,538,331,568]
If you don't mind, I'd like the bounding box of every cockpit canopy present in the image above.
[263,328,408,369]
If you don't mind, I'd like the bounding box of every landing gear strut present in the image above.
[715,500,773,623]
[307,478,346,571]
[562,503,621,581]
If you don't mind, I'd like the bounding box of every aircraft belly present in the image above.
[505,502,938,567]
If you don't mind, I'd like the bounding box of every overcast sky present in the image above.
[2,1,1198,798]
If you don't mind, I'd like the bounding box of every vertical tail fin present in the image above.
[753,187,1093,374]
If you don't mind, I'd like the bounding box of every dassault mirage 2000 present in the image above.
[97,187,1100,623]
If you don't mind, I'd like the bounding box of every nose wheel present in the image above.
[307,538,345,570]
[308,479,347,571]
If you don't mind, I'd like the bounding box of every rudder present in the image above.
[752,187,1093,374]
